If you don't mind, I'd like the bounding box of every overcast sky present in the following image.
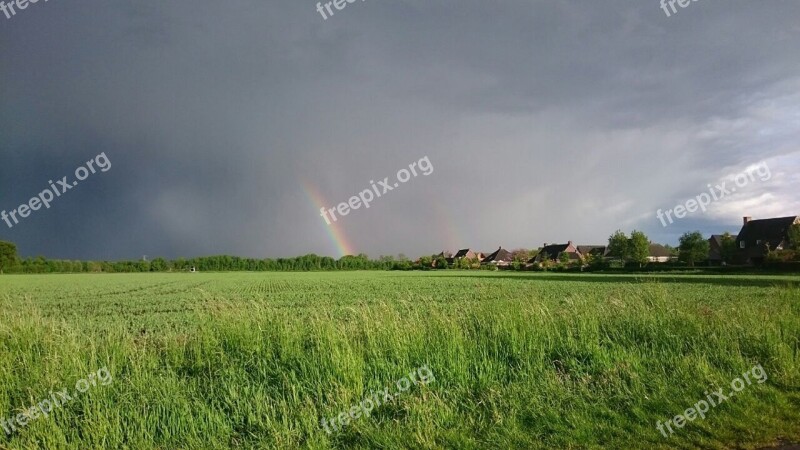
[1,0,799,260]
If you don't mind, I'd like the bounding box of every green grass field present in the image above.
[0,272,799,449]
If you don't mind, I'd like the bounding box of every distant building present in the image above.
[647,243,672,263]
[576,245,607,258]
[434,251,454,265]
[482,247,514,266]
[530,241,581,263]
[736,215,800,264]
[453,249,481,261]
[708,234,736,264]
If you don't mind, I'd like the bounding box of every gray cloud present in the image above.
[1,0,798,259]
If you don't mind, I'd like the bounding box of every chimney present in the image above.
[568,240,573,245]
[743,216,752,226]
[543,243,548,247]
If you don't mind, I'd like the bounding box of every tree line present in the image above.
[1,226,797,274]
[0,248,421,273]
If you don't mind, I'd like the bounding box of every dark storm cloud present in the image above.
[1,0,798,259]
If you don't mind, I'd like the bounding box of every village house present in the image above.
[529,241,581,263]
[577,245,607,259]
[708,234,736,264]
[453,249,483,262]
[481,247,514,266]
[647,243,673,263]
[736,216,800,264]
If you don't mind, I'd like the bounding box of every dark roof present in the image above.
[737,216,799,256]
[482,247,513,263]
[709,234,736,247]
[454,249,473,258]
[648,243,671,258]
[577,245,606,256]
[530,243,577,262]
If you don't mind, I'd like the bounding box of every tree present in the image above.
[558,251,571,266]
[511,249,531,263]
[0,241,17,274]
[581,252,604,270]
[607,230,629,261]
[720,232,737,264]
[417,256,433,270]
[678,231,710,267]
[150,257,168,272]
[434,256,449,269]
[629,230,650,267]
[789,224,800,251]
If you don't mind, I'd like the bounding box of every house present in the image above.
[481,247,514,266]
[647,243,672,263]
[576,245,607,259]
[453,249,481,261]
[736,216,800,264]
[434,251,454,265]
[530,241,581,263]
[708,234,736,264]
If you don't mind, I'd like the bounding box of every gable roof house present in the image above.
[576,245,607,258]
[433,251,454,266]
[708,234,736,264]
[453,249,481,261]
[481,247,514,266]
[529,241,581,263]
[736,216,800,264]
[647,243,673,263]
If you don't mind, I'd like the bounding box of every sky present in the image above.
[1,0,799,260]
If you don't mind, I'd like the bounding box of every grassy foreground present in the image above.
[0,271,798,449]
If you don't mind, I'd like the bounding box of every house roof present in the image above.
[648,243,671,258]
[530,243,579,262]
[577,245,606,256]
[454,249,475,258]
[482,247,513,263]
[737,216,799,250]
[709,234,736,247]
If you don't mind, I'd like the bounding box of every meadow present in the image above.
[0,271,798,449]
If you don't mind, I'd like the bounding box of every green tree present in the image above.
[511,249,531,263]
[418,256,433,270]
[678,231,710,267]
[607,230,629,261]
[720,232,737,264]
[558,251,571,266]
[789,224,800,250]
[150,257,168,272]
[629,230,650,267]
[434,256,449,269]
[0,241,18,274]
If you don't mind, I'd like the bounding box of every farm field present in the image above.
[0,271,799,449]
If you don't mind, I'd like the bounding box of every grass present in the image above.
[0,271,798,449]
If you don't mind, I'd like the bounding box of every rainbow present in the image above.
[432,202,466,252]
[301,180,356,257]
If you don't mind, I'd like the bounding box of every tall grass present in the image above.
[0,272,798,449]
